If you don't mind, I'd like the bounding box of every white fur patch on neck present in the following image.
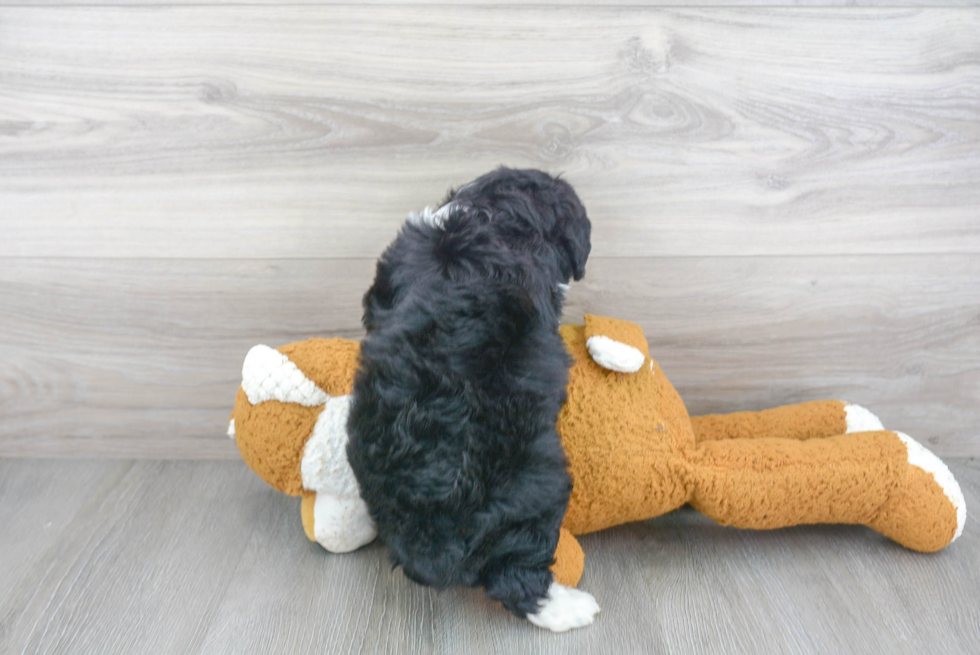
[895,432,966,542]
[527,582,600,632]
[241,344,328,406]
[586,335,645,374]
[301,395,360,497]
[406,202,458,229]
[300,395,377,552]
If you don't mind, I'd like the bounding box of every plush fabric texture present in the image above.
[691,401,848,442]
[551,527,585,587]
[241,344,329,407]
[301,492,316,541]
[584,314,649,358]
[689,431,907,530]
[231,338,358,497]
[301,395,359,497]
[231,315,965,592]
[279,338,359,397]
[559,323,694,535]
[870,435,963,553]
[232,388,322,496]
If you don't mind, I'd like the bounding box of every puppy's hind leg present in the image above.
[482,564,599,632]
[527,581,601,632]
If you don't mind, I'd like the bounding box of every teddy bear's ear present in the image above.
[278,338,360,397]
[241,345,329,406]
[583,315,649,374]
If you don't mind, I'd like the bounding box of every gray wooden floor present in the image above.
[1,457,977,654]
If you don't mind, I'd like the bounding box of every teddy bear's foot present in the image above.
[300,491,377,553]
[870,432,965,552]
[843,403,885,433]
[527,582,600,632]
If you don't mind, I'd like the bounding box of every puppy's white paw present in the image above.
[526,582,600,632]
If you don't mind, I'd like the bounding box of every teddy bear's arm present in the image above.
[582,314,649,373]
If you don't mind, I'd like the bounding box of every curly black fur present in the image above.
[346,168,591,618]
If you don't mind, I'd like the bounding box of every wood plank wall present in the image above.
[1,4,978,457]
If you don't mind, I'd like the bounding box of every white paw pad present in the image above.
[312,492,377,553]
[895,432,966,542]
[527,582,600,632]
[843,403,885,433]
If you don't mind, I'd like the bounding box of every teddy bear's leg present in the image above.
[550,527,585,588]
[688,430,964,552]
[869,432,965,551]
[299,490,377,553]
[690,401,884,443]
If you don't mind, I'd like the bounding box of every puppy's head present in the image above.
[381,511,480,589]
[365,168,591,331]
[445,168,592,283]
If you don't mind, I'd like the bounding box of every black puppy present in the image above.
[346,168,599,631]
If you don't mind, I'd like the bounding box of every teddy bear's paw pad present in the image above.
[895,432,966,543]
[844,404,885,433]
[311,492,377,553]
[586,335,645,373]
[527,583,600,632]
[242,344,329,407]
[871,431,966,552]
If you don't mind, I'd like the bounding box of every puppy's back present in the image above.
[347,167,589,619]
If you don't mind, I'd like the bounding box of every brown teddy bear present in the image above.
[228,315,965,590]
